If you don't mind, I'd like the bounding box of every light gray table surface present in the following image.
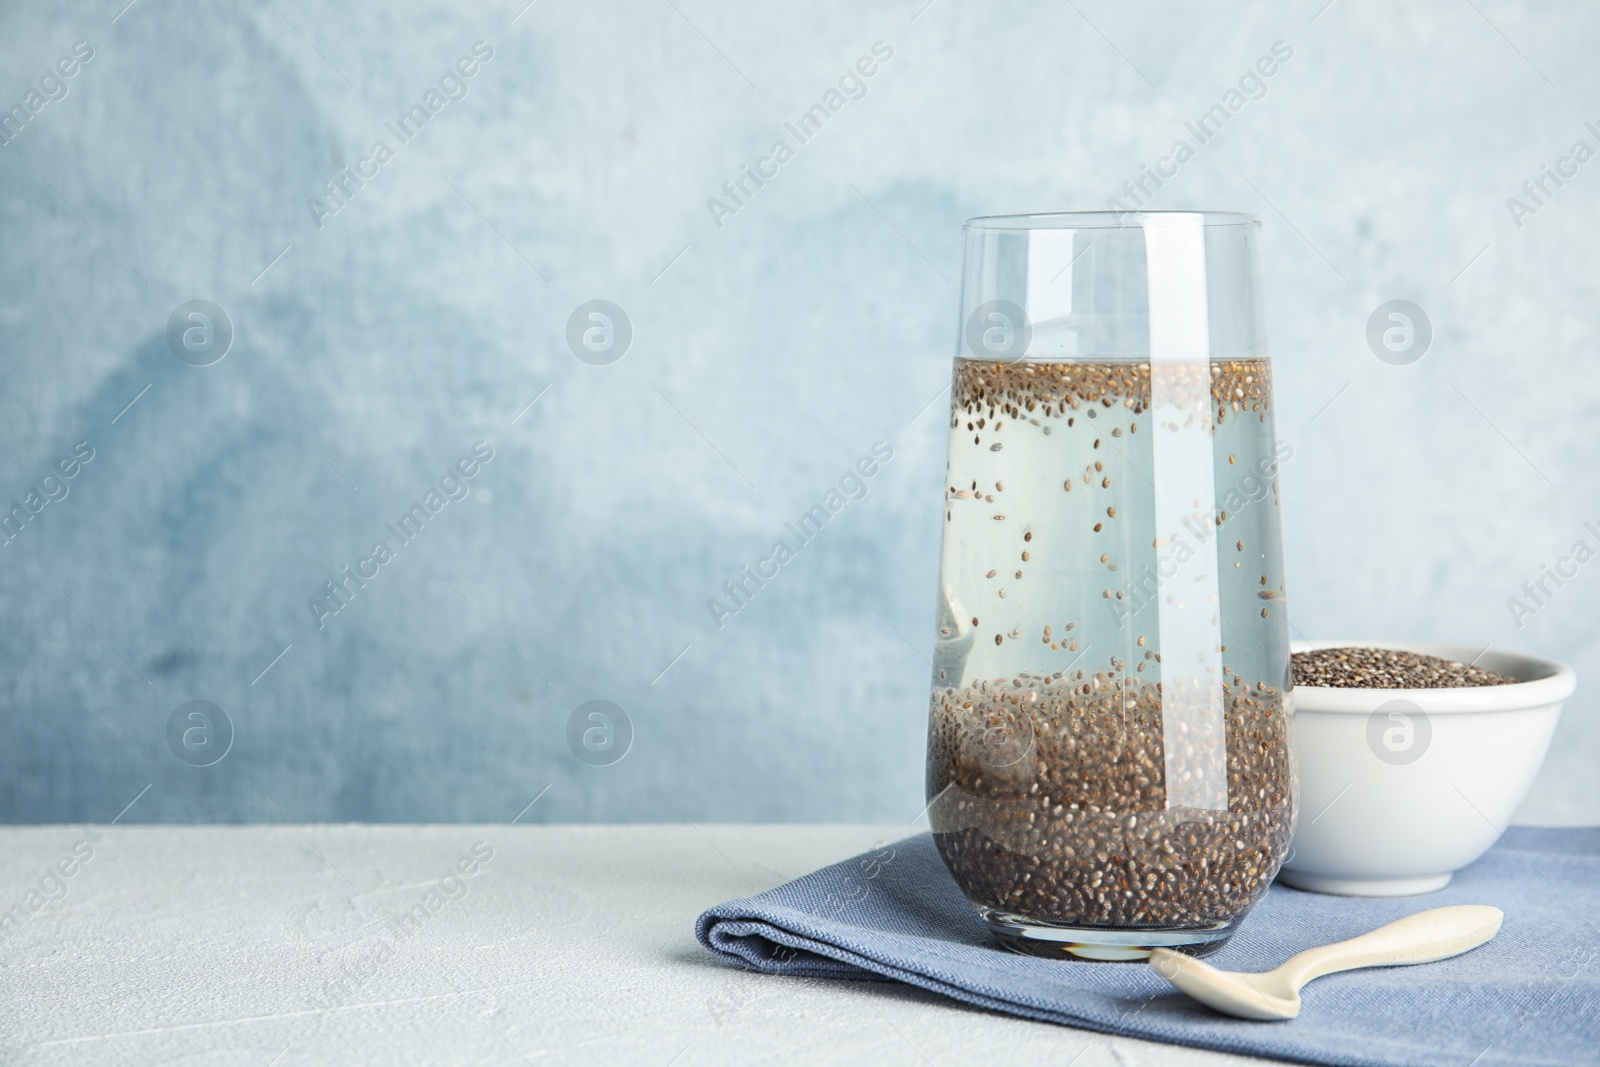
[0,823,1315,1066]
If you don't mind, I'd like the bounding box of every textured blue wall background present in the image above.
[1,0,1595,824]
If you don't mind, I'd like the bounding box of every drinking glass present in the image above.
[926,211,1294,959]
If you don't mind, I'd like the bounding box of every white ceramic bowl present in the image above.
[1279,641,1575,896]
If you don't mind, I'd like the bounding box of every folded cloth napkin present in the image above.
[696,828,1600,1067]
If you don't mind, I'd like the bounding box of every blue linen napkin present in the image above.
[696,828,1600,1066]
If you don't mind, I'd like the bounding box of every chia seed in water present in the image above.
[928,358,1294,948]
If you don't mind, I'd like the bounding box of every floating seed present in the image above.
[932,356,1287,929]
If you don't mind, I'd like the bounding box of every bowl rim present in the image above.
[1289,640,1576,714]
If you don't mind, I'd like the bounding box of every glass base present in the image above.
[977,907,1237,961]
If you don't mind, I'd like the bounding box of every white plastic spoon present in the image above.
[1148,905,1503,1020]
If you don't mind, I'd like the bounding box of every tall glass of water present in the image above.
[926,211,1294,959]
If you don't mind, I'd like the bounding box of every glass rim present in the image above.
[963,210,1260,232]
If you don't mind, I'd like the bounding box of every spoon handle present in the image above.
[1281,905,1503,987]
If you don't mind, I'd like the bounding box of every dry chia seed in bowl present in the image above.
[1291,647,1516,689]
